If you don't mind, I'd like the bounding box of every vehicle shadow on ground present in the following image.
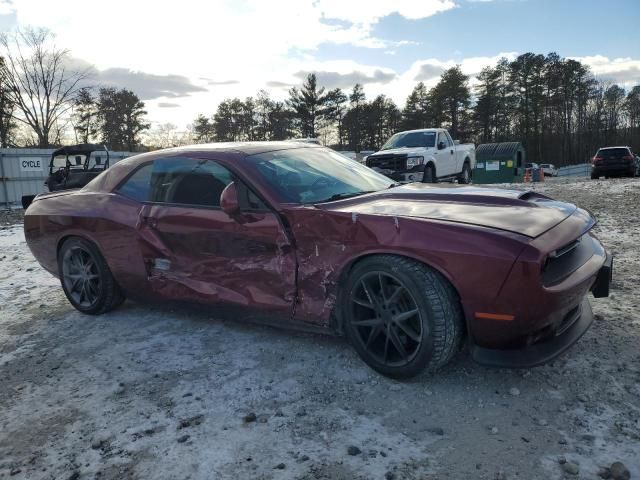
[108,298,483,383]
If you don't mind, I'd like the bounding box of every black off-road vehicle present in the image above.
[22,144,110,208]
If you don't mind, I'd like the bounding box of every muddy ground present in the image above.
[0,177,638,480]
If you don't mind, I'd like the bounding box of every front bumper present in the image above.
[371,167,424,183]
[470,252,612,368]
[470,297,593,368]
[592,164,634,175]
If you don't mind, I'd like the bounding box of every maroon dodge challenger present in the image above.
[24,142,612,378]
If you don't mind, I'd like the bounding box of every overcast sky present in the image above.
[1,0,639,130]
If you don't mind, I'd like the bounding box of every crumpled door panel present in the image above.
[136,203,296,314]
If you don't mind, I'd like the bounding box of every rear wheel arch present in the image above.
[57,233,98,257]
[56,234,122,288]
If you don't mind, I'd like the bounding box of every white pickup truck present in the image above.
[365,128,476,184]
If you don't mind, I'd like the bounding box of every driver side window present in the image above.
[150,157,233,207]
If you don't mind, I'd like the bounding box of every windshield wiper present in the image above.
[314,191,376,203]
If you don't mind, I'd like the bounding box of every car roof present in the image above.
[123,141,323,165]
[393,128,441,134]
[85,142,327,193]
[597,146,631,150]
[164,141,323,155]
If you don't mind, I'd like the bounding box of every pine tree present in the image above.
[287,73,329,138]
[433,66,470,139]
[402,82,430,130]
[72,87,98,144]
[192,114,215,143]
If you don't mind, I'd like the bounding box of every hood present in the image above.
[370,147,434,157]
[320,183,579,238]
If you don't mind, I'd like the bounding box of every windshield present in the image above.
[51,152,107,170]
[250,148,393,204]
[52,155,69,169]
[381,131,436,150]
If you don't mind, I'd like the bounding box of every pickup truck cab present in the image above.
[366,128,476,184]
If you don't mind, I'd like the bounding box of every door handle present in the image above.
[143,216,158,228]
[450,150,454,155]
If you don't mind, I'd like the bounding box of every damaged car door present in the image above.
[136,156,296,314]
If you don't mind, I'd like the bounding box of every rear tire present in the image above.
[21,195,36,209]
[58,237,125,315]
[341,255,463,379]
[422,164,436,183]
[458,162,472,184]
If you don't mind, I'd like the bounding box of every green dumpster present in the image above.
[473,142,526,184]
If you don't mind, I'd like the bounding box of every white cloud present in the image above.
[571,55,640,87]
[8,0,637,132]
[0,0,14,15]
[315,0,456,24]
[7,0,452,125]
[7,0,454,69]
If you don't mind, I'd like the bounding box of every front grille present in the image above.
[366,153,407,171]
[542,234,596,286]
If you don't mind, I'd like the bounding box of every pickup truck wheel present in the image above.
[58,237,126,315]
[422,164,436,183]
[341,255,463,379]
[458,162,472,184]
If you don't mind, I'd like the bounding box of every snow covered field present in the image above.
[0,178,638,480]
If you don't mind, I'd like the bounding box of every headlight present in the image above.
[406,156,424,168]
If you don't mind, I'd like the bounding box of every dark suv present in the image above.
[591,146,639,179]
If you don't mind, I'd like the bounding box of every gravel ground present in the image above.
[0,177,638,480]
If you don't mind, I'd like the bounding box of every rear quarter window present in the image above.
[116,164,153,202]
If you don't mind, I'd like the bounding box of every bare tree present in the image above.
[0,27,90,147]
[144,122,189,149]
[0,56,16,147]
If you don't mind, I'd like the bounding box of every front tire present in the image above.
[422,164,436,183]
[58,237,125,315]
[341,255,463,379]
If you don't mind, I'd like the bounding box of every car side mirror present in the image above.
[220,181,240,217]
[437,141,446,150]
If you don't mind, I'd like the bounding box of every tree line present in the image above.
[1,27,639,165]
[195,57,639,165]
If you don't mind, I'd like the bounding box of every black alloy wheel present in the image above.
[58,237,125,315]
[342,255,463,378]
